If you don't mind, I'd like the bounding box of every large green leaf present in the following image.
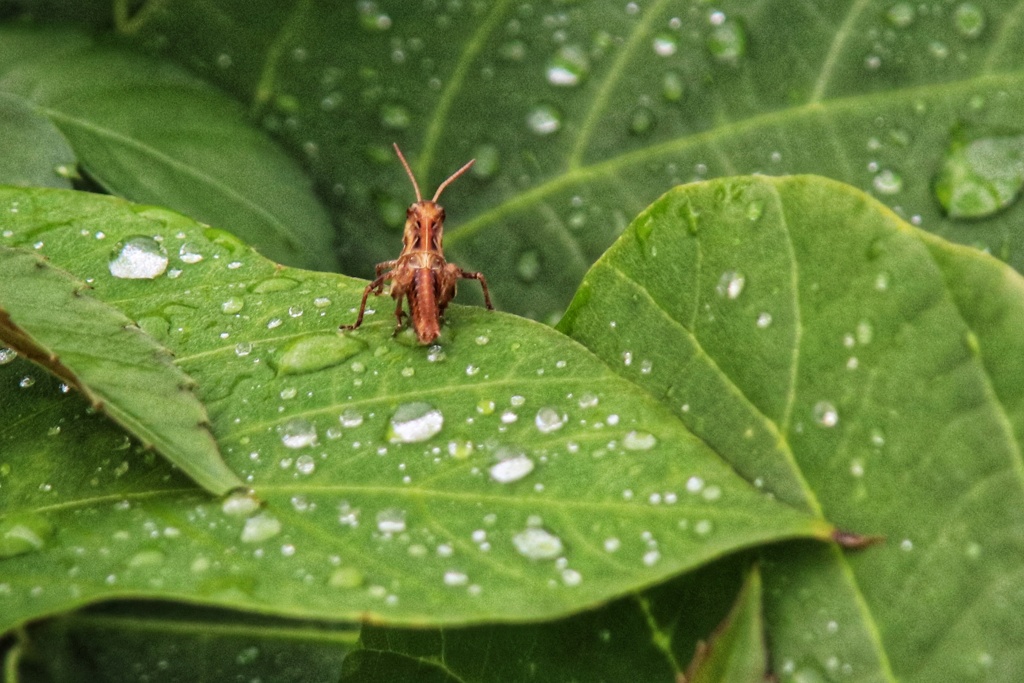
[0,91,75,189]
[18,0,1022,322]
[0,26,336,271]
[0,246,241,495]
[558,175,1024,681]
[0,186,829,634]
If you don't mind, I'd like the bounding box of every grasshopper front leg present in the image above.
[340,271,391,332]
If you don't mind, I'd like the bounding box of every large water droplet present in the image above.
[0,347,17,365]
[527,104,562,135]
[109,236,168,279]
[0,513,53,558]
[652,32,678,57]
[953,3,985,39]
[279,418,318,448]
[706,16,746,63]
[489,450,535,483]
[512,527,563,560]
[240,512,282,543]
[272,334,366,376]
[178,241,204,264]
[221,297,245,314]
[534,407,566,433]
[221,491,261,517]
[934,134,1024,218]
[388,402,443,443]
[546,44,590,86]
[873,169,903,195]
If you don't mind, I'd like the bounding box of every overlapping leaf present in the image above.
[0,186,829,634]
[0,246,240,495]
[0,25,336,271]
[558,176,1024,681]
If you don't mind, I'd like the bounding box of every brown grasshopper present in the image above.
[340,143,493,345]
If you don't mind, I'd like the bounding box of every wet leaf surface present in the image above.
[559,175,1024,681]
[0,246,240,495]
[0,186,828,635]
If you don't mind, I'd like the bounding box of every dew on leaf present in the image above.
[0,348,16,365]
[813,401,839,427]
[328,567,365,588]
[279,418,318,448]
[221,491,261,517]
[578,392,599,409]
[652,32,678,57]
[220,297,244,314]
[756,312,773,328]
[662,70,684,101]
[629,106,655,135]
[546,44,590,86]
[622,431,657,451]
[240,512,282,543]
[934,134,1024,218]
[526,103,562,135]
[340,409,364,428]
[706,17,746,63]
[516,250,541,282]
[471,144,499,179]
[272,334,366,376]
[512,527,564,560]
[380,102,411,129]
[108,236,168,279]
[953,4,985,38]
[873,169,903,195]
[716,270,746,299]
[388,402,443,443]
[0,514,53,558]
[886,2,915,27]
[444,570,469,586]
[376,508,407,534]
[534,407,566,433]
[295,455,316,475]
[489,450,535,483]
[251,277,299,293]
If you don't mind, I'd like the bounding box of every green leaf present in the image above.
[558,175,1024,680]
[0,186,830,634]
[685,566,767,683]
[0,25,336,272]
[0,245,241,495]
[0,92,75,189]
[18,603,359,683]
[48,0,1024,321]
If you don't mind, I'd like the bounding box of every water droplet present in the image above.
[340,409,364,428]
[746,200,764,221]
[178,242,204,264]
[517,250,541,282]
[108,236,168,279]
[662,70,684,102]
[629,106,655,135]
[221,297,244,314]
[954,3,985,39]
[0,348,16,365]
[578,393,599,409]
[272,334,365,376]
[716,270,746,299]
[472,143,500,179]
[221,491,261,517]
[388,402,443,443]
[534,407,566,433]
[561,568,582,586]
[329,567,365,588]
[376,508,407,534]
[813,401,839,427]
[756,312,773,328]
[380,102,410,129]
[240,512,282,543]
[706,17,746,63]
[643,549,661,566]
[622,431,657,451]
[873,169,903,195]
[526,103,562,135]
[357,1,392,31]
[686,476,705,493]
[693,519,714,536]
[0,514,53,558]
[489,450,535,483]
[512,527,563,560]
[934,134,1024,218]
[546,44,590,86]
[603,537,621,552]
[296,454,316,474]
[444,570,469,586]
[856,319,874,345]
[652,32,678,57]
[886,3,915,28]
[279,418,318,448]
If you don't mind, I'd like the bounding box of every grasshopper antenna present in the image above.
[432,157,475,203]
[392,143,422,203]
